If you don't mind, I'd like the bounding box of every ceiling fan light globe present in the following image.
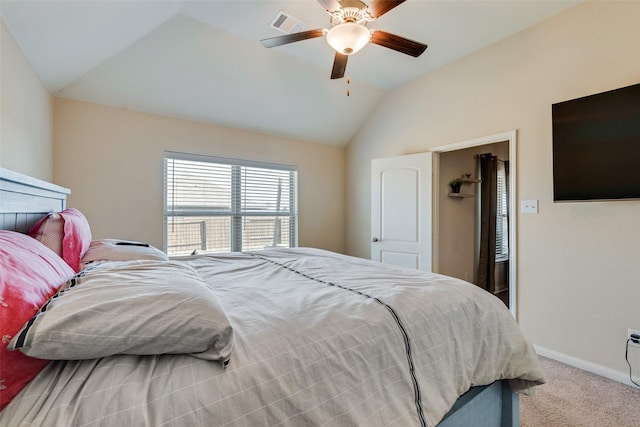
[326,22,370,55]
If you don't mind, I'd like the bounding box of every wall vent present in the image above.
[269,11,307,34]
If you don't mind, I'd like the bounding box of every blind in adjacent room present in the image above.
[495,160,509,261]
[164,152,298,256]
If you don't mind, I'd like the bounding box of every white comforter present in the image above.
[1,248,544,426]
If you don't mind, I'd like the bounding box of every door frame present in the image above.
[430,130,518,318]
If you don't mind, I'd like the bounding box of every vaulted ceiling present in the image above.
[0,0,579,146]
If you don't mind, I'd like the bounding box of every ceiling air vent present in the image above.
[269,11,307,34]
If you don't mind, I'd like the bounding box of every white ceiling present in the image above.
[0,0,579,147]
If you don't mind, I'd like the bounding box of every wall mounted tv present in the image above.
[552,83,640,202]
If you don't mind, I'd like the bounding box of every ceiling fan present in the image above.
[260,0,428,80]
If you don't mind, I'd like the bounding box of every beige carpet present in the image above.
[521,356,640,427]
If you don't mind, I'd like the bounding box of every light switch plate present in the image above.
[521,200,538,214]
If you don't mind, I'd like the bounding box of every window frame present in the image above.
[163,151,298,256]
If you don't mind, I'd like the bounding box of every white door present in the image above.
[371,152,432,271]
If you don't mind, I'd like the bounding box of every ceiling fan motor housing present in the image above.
[330,0,373,26]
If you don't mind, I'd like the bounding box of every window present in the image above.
[495,160,509,261]
[164,152,297,256]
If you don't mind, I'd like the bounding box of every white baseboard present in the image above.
[534,345,638,388]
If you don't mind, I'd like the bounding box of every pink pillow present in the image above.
[0,231,75,410]
[29,208,92,272]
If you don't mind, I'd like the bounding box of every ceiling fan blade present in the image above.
[260,29,325,48]
[367,0,406,18]
[317,0,342,13]
[331,53,348,79]
[370,30,428,57]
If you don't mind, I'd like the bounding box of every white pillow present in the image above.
[9,260,233,365]
[81,239,168,267]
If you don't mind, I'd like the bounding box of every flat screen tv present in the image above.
[552,83,640,202]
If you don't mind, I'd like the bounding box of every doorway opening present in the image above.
[431,131,517,318]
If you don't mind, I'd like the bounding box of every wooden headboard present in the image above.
[0,167,70,233]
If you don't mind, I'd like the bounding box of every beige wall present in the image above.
[1,16,345,254]
[345,1,640,379]
[53,99,345,253]
[0,20,54,180]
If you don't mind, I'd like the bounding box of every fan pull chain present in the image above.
[346,75,351,97]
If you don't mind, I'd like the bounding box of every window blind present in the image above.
[164,152,297,256]
[495,160,509,261]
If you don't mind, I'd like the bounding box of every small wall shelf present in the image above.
[448,174,480,198]
[448,192,474,198]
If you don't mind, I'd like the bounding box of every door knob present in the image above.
[372,237,379,242]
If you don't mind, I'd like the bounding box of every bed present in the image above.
[0,167,544,426]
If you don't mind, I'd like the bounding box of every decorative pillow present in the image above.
[0,231,75,411]
[26,213,64,255]
[29,208,92,273]
[9,260,233,365]
[81,239,168,267]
